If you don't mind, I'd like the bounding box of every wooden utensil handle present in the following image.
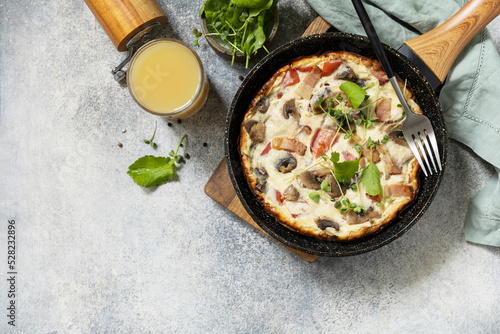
[85,0,168,52]
[404,0,500,83]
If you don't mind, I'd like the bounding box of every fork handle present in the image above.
[351,0,395,79]
[351,0,413,115]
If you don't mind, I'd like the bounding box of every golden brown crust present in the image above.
[239,51,421,241]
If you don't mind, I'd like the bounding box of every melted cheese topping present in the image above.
[240,52,421,241]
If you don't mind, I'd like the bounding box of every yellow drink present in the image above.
[127,38,208,118]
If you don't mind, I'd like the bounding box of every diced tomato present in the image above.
[311,128,337,159]
[342,151,357,161]
[275,189,285,205]
[277,91,283,99]
[291,213,302,218]
[282,69,300,88]
[322,59,342,77]
[260,142,272,156]
[296,66,313,72]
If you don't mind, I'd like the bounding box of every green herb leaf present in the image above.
[128,135,187,187]
[321,179,331,192]
[309,191,320,203]
[198,0,277,68]
[352,205,364,214]
[340,81,367,109]
[231,0,270,8]
[330,151,340,163]
[361,161,382,196]
[333,159,359,183]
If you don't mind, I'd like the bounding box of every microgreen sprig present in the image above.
[143,121,158,148]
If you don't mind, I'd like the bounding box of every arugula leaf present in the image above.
[231,0,270,8]
[361,161,382,196]
[340,81,367,109]
[196,0,278,67]
[127,134,187,188]
[333,159,359,183]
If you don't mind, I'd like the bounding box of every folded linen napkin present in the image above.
[305,0,500,246]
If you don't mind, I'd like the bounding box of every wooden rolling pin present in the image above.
[85,0,168,51]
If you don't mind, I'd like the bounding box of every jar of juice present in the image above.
[127,38,209,118]
[84,0,208,118]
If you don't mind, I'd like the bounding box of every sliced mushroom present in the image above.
[276,155,297,173]
[255,96,269,113]
[253,167,268,192]
[300,168,348,199]
[315,218,340,231]
[389,131,409,147]
[354,78,367,87]
[299,168,330,190]
[244,119,258,134]
[310,87,346,114]
[283,185,300,201]
[346,207,381,225]
[334,65,357,81]
[298,125,312,136]
[249,122,266,143]
[282,99,300,121]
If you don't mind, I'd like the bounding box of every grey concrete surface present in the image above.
[0,1,499,333]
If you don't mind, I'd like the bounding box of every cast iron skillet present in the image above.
[224,1,499,256]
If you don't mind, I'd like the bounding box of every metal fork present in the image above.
[351,0,442,176]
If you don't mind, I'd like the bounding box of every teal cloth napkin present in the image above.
[305,0,500,246]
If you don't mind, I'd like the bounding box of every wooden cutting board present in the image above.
[204,17,332,262]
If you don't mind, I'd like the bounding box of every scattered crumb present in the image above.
[238,75,244,81]
[177,119,182,124]
[118,142,123,147]
[168,122,172,127]
[121,128,127,133]
[184,153,190,159]
[203,142,208,147]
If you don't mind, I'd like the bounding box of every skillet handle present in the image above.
[404,0,500,84]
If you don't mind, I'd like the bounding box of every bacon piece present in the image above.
[366,193,382,203]
[362,146,381,164]
[271,137,307,156]
[296,66,322,100]
[260,142,272,156]
[322,59,342,77]
[311,128,337,159]
[362,57,389,84]
[385,184,414,197]
[282,69,300,88]
[376,97,392,122]
[383,154,402,176]
[342,151,357,161]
